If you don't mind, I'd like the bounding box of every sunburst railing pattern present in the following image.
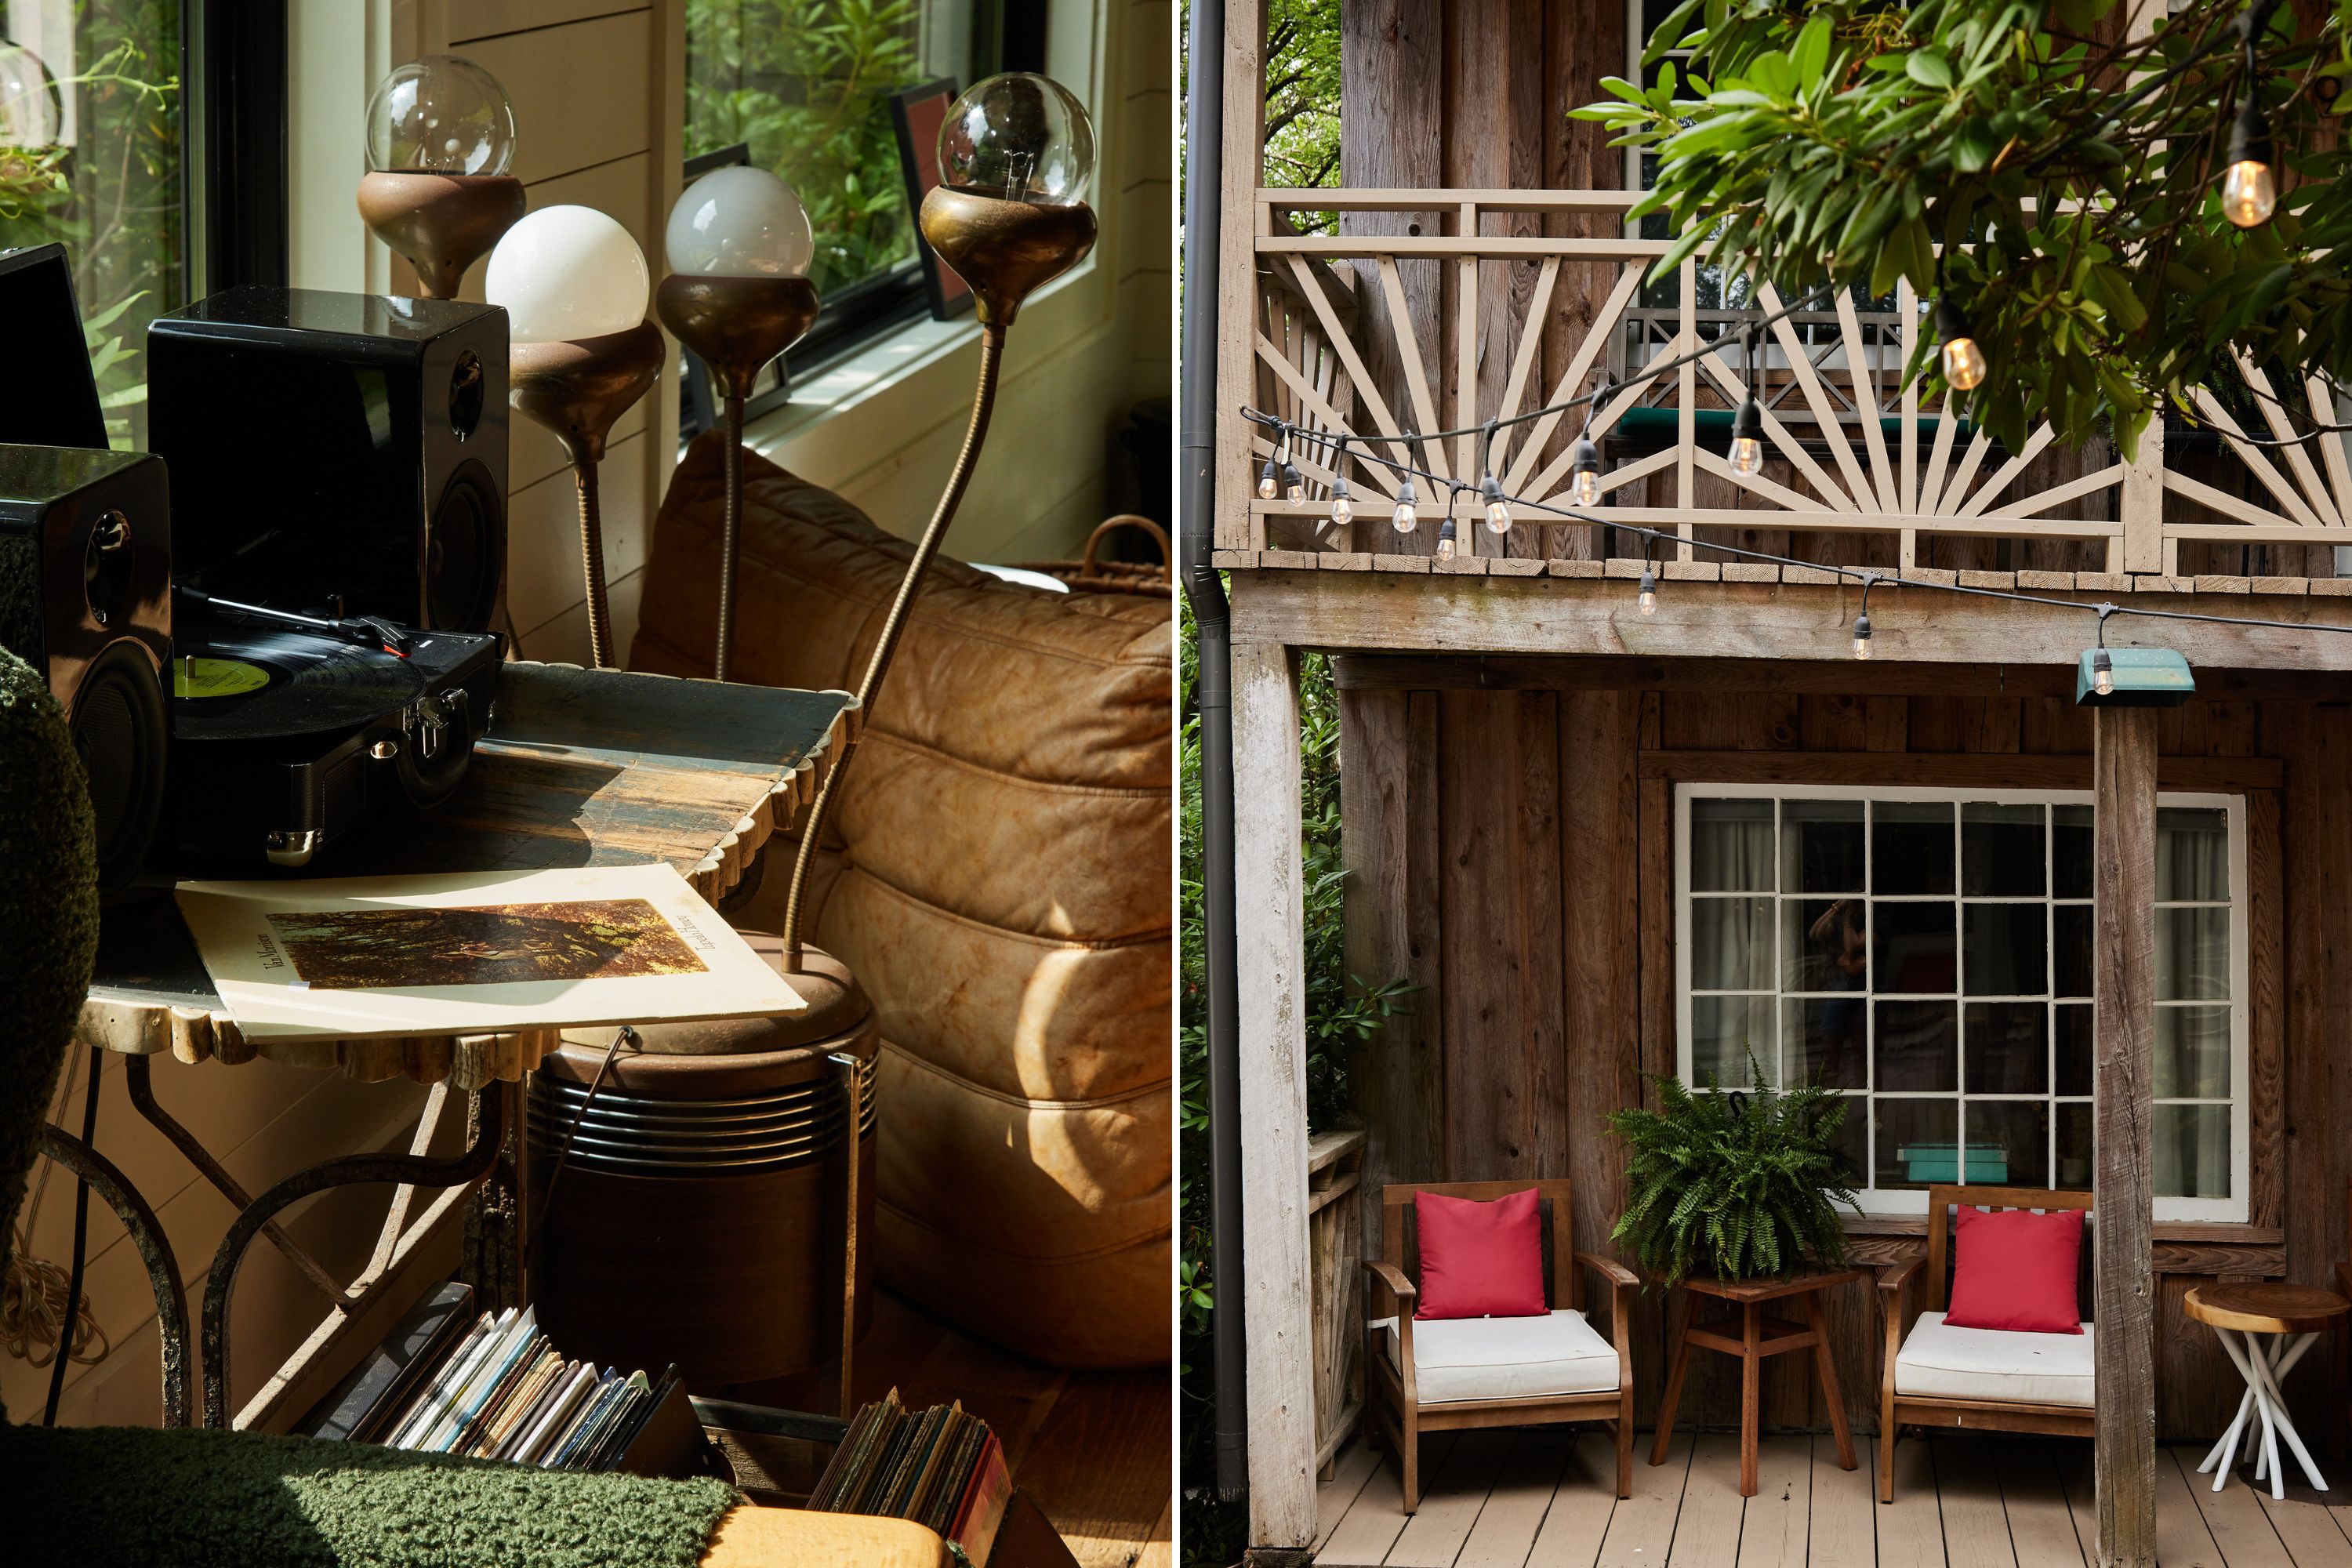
[1226,189,2352,582]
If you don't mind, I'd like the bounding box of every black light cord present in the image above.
[42,1047,102,1427]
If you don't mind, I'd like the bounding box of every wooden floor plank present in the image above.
[998,1367,1167,1568]
[1737,1434,1813,1568]
[1933,1439,2018,1568]
[1132,1497,1170,1568]
[1456,1429,1577,1568]
[1388,1430,1518,1567]
[2249,1475,2352,1567]
[2057,1442,2100,1567]
[1595,1431,1693,1568]
[1878,1435,1948,1568]
[1992,1439,2088,1568]
[1523,1433,1624,1568]
[1319,1437,1385,1552]
[1321,1432,1460,1568]
[1808,1435,1879,1568]
[1671,1433,1749,1568]
[2154,1441,2229,1568]
[2176,1445,2298,1568]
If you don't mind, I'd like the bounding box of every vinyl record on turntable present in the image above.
[169,630,430,741]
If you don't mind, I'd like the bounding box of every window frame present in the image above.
[1673,780,2252,1223]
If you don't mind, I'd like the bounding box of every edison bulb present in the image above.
[1485,498,1512,533]
[1257,459,1279,501]
[666,165,814,278]
[365,55,515,176]
[1330,491,1353,527]
[1392,499,1418,533]
[1638,572,1658,615]
[1730,435,1764,475]
[1572,470,1601,506]
[486,205,649,343]
[1942,336,1988,391]
[2092,649,2116,696]
[1435,530,1457,562]
[2223,159,2276,228]
[1569,436,1601,507]
[0,40,59,150]
[939,72,1095,205]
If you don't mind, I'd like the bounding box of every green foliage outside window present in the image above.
[683,0,929,298]
[0,0,182,448]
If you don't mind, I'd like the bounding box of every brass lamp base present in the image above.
[917,186,1097,328]
[510,321,666,669]
[654,274,822,684]
[358,172,528,300]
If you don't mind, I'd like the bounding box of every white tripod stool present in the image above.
[2187,1283,2349,1500]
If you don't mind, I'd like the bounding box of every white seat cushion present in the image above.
[1893,1310,2096,1408]
[1371,1309,1620,1404]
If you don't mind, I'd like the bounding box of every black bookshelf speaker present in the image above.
[0,445,173,901]
[147,287,510,632]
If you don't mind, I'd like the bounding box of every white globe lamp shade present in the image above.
[665,165,814,278]
[485,204,650,343]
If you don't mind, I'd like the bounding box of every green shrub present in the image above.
[1607,1055,1860,1287]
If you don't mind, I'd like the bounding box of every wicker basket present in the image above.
[1013,515,1169,598]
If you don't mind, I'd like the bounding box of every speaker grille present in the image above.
[426,458,503,632]
[69,639,167,898]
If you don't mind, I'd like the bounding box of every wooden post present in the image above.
[2092,705,2159,1568]
[1232,637,1319,1552]
[1214,0,1269,554]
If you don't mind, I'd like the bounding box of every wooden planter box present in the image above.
[1305,1128,1367,1479]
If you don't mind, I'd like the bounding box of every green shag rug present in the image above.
[0,649,739,1566]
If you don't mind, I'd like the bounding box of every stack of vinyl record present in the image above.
[809,1389,1013,1564]
[299,1282,701,1475]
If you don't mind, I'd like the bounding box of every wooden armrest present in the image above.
[1363,1258,1417,1320]
[1877,1256,1923,1294]
[1576,1250,1640,1289]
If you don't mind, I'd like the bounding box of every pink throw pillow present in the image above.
[1413,1188,1546,1319]
[1944,1205,2085,1334]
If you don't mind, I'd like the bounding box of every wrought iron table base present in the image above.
[2198,1327,2328,1498]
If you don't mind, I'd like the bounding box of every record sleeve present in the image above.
[175,864,805,1040]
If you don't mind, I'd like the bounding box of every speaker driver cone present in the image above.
[426,457,503,632]
[71,637,168,900]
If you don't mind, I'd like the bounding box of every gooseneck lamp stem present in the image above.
[575,460,613,670]
[717,393,746,683]
[779,325,1005,962]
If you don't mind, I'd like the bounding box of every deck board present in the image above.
[1312,1433,2352,1567]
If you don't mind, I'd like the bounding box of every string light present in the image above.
[1479,422,1511,533]
[1435,513,1459,562]
[2093,608,2117,695]
[1637,537,1658,615]
[2223,27,2277,228]
[1257,453,1279,501]
[1730,328,1764,475]
[1570,375,1609,507]
[1392,434,1419,532]
[1852,574,1876,660]
[1328,435,1353,526]
[1936,298,1987,392]
[1282,456,1307,504]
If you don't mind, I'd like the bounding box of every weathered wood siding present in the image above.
[1337,662,2351,1443]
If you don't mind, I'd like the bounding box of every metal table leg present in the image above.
[33,1123,189,1428]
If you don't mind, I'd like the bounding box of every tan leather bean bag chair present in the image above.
[630,434,1170,1369]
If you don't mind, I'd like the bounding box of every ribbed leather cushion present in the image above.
[1373,1311,1621,1403]
[1893,1311,2097,1407]
[630,434,1170,1368]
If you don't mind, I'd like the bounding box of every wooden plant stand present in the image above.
[1650,1269,1866,1497]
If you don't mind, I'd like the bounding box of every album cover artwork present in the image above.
[176,865,804,1040]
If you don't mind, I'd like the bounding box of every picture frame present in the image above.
[890,78,975,322]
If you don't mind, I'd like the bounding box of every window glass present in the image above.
[1681,789,2244,1218]
[0,2,184,447]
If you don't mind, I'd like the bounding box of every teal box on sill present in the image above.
[1896,1142,2009,1184]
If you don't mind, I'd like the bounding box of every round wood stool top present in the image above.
[2184,1283,2350,1335]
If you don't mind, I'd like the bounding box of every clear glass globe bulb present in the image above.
[0,39,59,149]
[1942,335,1987,392]
[938,72,1095,205]
[485,205,649,343]
[2222,159,2276,228]
[666,165,814,278]
[365,54,516,176]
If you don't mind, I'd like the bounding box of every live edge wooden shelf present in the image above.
[48,662,855,1433]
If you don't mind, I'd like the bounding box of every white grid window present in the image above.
[1675,783,2249,1222]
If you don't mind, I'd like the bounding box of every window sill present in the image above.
[1841,1213,2278,1246]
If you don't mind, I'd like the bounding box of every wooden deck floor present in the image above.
[1315,1429,2352,1568]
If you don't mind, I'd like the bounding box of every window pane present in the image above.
[1876,1098,1959,1192]
[1963,903,2047,996]
[1825,1094,1867,1187]
[2053,806,2094,898]
[1873,902,1956,993]
[1962,804,2044,897]
[1693,996,1769,1087]
[1784,897,1867,991]
[684,1,979,298]
[1690,798,1774,891]
[1875,1000,1958,1091]
[1964,1001,2048,1094]
[2055,1004,2094,1096]
[2155,1104,2230,1199]
[2056,1101,2095,1189]
[2155,908,2230,1000]
[2154,1006,2232,1099]
[0,8,185,447]
[1691,897,1773,989]
[2053,906,2093,998]
[1783,997,1867,1090]
[1963,1101,2049,1189]
[2157,808,2229,901]
[1782,800,1864,893]
[1873,802,1955,895]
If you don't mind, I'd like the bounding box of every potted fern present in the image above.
[1606,1053,1860,1285]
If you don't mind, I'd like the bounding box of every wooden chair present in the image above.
[1362,1178,1637,1512]
[1876,1184,2095,1502]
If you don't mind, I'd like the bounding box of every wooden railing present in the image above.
[1224,189,2352,582]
